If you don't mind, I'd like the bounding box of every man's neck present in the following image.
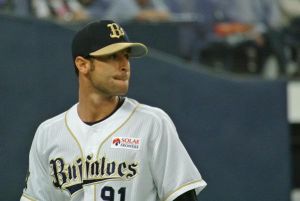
[77,93,119,123]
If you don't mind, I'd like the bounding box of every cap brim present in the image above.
[89,42,148,58]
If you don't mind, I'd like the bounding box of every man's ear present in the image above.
[75,56,90,75]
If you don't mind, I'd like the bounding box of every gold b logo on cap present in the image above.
[107,23,125,39]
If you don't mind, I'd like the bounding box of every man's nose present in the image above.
[118,55,129,71]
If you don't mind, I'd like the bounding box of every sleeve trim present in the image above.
[20,193,37,201]
[163,179,207,201]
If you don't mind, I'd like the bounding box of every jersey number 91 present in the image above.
[101,186,126,201]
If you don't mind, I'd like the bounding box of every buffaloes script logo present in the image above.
[49,155,138,195]
[107,23,125,38]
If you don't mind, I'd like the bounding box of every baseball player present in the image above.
[20,20,206,201]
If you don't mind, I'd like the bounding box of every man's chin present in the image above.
[115,87,129,96]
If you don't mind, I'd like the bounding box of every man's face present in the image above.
[87,49,131,97]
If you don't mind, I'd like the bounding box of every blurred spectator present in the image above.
[212,0,286,74]
[31,0,89,22]
[78,0,111,19]
[0,0,30,16]
[13,0,30,16]
[278,0,300,76]
[31,0,51,19]
[105,0,171,23]
[165,0,201,21]
[180,0,288,75]
[279,0,300,26]
[0,0,13,13]
[164,0,207,61]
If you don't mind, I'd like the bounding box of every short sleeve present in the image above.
[149,111,207,201]
[20,126,53,201]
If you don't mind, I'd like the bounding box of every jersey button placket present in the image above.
[86,127,99,154]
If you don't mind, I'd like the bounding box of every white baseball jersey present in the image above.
[21,98,206,201]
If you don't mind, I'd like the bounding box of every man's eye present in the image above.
[124,53,130,59]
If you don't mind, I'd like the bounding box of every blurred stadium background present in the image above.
[0,0,300,200]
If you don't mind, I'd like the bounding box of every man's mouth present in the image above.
[113,74,129,81]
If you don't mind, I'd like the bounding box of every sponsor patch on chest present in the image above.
[111,137,141,150]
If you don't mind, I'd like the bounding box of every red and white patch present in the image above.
[111,137,141,150]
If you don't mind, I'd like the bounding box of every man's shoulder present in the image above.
[31,110,68,142]
[127,98,171,122]
[39,112,65,130]
[38,106,73,131]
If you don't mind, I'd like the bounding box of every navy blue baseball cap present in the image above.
[72,20,148,60]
